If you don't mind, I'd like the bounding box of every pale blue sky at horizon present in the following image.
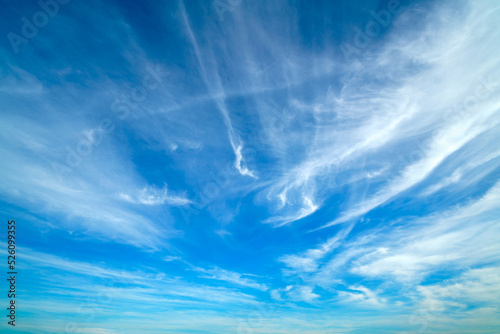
[1,0,500,333]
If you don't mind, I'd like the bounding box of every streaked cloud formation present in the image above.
[1,0,499,333]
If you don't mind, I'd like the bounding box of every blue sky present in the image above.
[1,0,500,333]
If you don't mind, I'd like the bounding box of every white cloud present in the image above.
[280,223,354,274]
[179,2,257,179]
[264,195,319,227]
[119,184,191,206]
[13,243,261,309]
[193,266,269,291]
[251,0,500,230]
[349,181,500,282]
[339,285,386,307]
[286,285,320,303]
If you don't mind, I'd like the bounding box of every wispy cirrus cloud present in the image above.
[192,266,269,291]
[278,180,500,315]
[2,0,500,332]
[179,1,257,179]
[119,184,191,206]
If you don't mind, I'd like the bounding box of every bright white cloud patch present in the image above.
[119,184,191,206]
